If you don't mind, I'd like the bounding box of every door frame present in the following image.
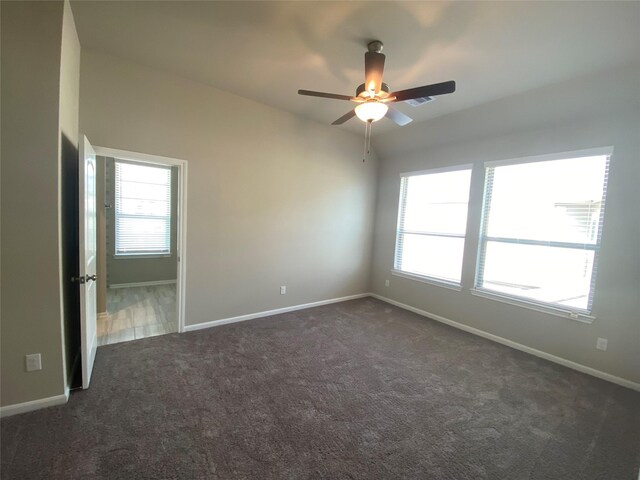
[93,146,188,333]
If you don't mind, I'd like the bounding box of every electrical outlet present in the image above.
[596,338,608,351]
[385,279,390,287]
[26,353,42,372]
[280,285,286,295]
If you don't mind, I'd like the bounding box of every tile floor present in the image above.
[97,284,177,346]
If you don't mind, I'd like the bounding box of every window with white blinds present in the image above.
[475,149,611,313]
[394,166,473,286]
[115,161,172,255]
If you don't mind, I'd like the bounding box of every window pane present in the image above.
[482,241,594,310]
[116,217,170,253]
[118,181,169,202]
[487,156,607,244]
[117,163,170,185]
[118,199,170,217]
[477,152,610,313]
[398,234,465,283]
[403,170,472,235]
[404,202,470,235]
[115,161,172,254]
[395,167,472,285]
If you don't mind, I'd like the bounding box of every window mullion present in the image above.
[398,230,465,239]
[484,236,598,251]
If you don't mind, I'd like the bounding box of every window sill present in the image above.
[470,288,596,324]
[391,269,462,291]
[113,254,173,260]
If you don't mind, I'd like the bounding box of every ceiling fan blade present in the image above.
[298,89,353,101]
[385,106,413,126]
[364,51,385,95]
[391,81,456,102]
[332,110,356,125]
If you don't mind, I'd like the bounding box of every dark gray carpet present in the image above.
[2,298,639,479]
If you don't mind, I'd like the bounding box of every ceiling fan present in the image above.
[298,40,456,160]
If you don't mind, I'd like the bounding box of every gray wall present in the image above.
[371,65,640,384]
[80,50,377,327]
[103,157,178,286]
[1,1,76,406]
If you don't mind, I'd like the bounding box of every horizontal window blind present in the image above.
[115,161,171,255]
[395,168,472,285]
[476,153,610,313]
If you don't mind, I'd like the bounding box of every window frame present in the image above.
[472,146,613,319]
[392,164,473,289]
[114,159,173,257]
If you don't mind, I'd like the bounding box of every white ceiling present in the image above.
[71,1,640,135]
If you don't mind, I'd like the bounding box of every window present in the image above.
[394,166,473,286]
[115,161,172,255]
[475,148,611,314]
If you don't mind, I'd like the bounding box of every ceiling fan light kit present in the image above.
[298,40,456,161]
[354,102,388,122]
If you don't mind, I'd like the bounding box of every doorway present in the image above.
[93,147,187,346]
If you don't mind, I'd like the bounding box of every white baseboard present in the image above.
[108,279,176,289]
[184,293,370,333]
[0,387,69,418]
[370,293,640,392]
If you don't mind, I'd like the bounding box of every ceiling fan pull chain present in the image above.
[362,122,367,161]
[363,120,371,162]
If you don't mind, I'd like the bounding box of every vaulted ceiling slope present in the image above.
[373,63,640,160]
[71,1,640,135]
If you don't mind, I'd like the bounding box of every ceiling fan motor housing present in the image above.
[356,82,390,98]
[367,40,384,53]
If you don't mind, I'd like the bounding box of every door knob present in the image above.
[85,274,97,282]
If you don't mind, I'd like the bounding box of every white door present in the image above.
[79,136,98,389]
